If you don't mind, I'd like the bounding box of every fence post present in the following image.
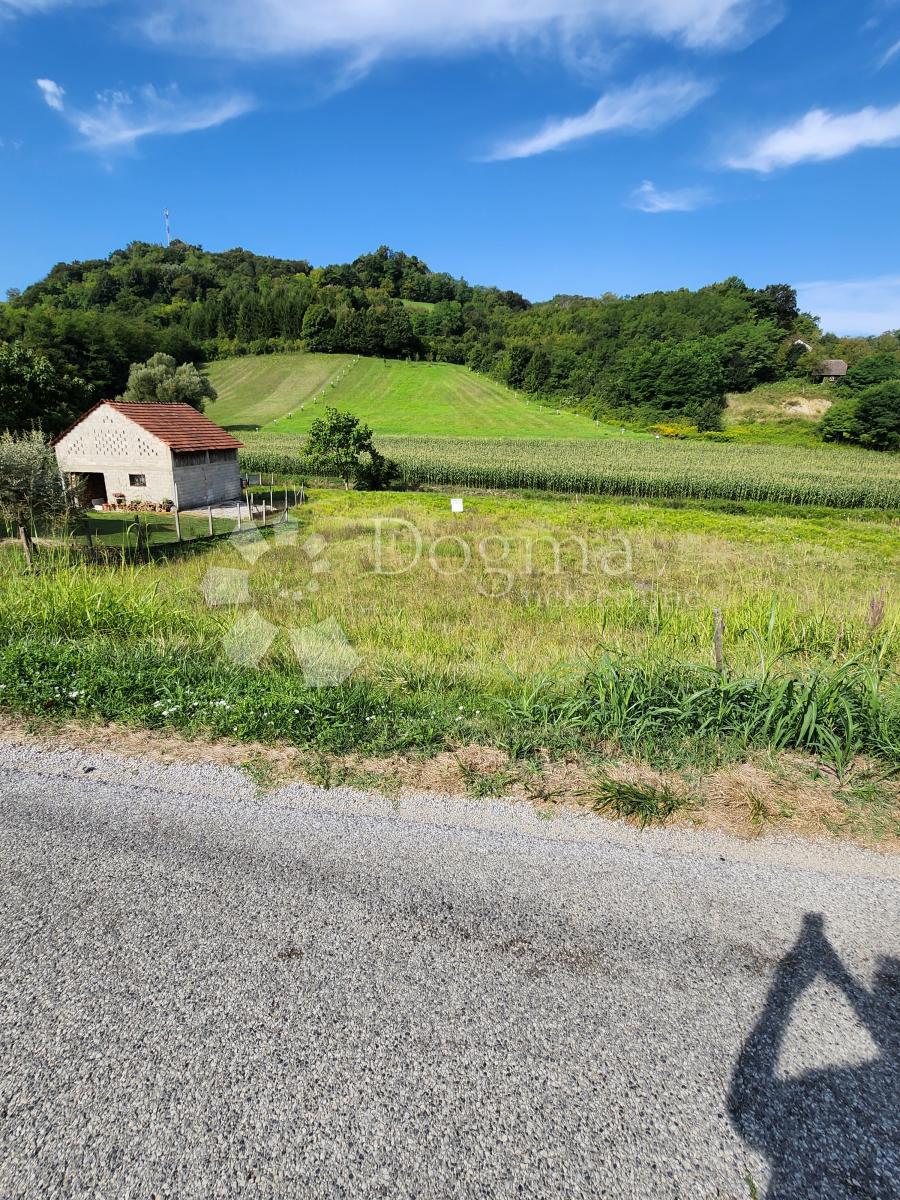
[713,609,725,674]
[299,483,305,506]
[18,525,33,569]
[207,505,214,537]
[236,501,242,531]
[173,480,182,542]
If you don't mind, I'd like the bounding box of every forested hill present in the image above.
[1,240,825,434]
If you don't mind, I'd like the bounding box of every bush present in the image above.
[0,431,71,533]
[821,381,900,450]
[820,396,861,444]
[854,381,900,450]
[841,352,900,391]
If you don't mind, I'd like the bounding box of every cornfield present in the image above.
[240,433,900,509]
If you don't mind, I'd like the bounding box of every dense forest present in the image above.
[3,241,899,437]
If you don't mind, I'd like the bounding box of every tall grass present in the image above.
[1,487,897,770]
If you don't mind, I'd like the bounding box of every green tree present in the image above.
[842,352,900,391]
[503,344,533,390]
[306,408,396,489]
[852,381,900,450]
[522,348,552,393]
[0,341,85,436]
[612,341,726,429]
[302,304,335,352]
[819,396,860,444]
[120,353,216,411]
[714,321,781,392]
[0,431,70,534]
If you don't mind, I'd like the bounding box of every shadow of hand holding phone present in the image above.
[728,913,898,1198]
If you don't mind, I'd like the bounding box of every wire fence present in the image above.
[5,479,306,567]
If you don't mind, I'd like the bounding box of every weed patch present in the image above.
[591,777,694,828]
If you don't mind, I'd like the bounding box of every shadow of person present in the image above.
[728,913,898,1198]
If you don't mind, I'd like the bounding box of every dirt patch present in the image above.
[0,715,896,851]
[782,394,832,418]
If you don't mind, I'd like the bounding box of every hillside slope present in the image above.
[205,353,627,439]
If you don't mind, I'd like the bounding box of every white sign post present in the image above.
[450,498,464,514]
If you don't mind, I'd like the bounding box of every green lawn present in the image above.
[205,353,356,431]
[207,353,630,439]
[83,511,235,546]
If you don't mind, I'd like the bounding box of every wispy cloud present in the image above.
[36,78,253,150]
[1,0,75,11]
[727,102,900,172]
[877,37,900,68]
[140,0,779,60]
[628,179,712,212]
[36,77,65,111]
[485,74,713,161]
[797,275,900,336]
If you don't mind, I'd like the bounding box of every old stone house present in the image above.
[54,401,242,509]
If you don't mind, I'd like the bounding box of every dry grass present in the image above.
[724,380,834,426]
[3,715,896,851]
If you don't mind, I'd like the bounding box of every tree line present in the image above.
[2,240,898,440]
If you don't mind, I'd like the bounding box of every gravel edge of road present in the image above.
[2,736,897,882]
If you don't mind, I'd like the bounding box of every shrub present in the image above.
[821,381,900,450]
[0,431,71,533]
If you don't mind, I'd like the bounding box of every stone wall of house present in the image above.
[54,406,176,504]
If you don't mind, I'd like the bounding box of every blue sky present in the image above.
[2,0,900,332]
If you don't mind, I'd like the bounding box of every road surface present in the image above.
[0,741,897,1199]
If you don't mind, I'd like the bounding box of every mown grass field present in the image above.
[205,353,356,430]
[207,353,625,439]
[240,432,900,509]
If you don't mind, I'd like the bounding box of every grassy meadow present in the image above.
[206,353,625,439]
[2,490,897,770]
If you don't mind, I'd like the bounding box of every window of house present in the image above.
[129,473,147,487]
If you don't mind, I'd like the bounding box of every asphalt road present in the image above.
[0,741,897,1200]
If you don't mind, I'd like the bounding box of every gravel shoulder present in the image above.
[0,739,897,1199]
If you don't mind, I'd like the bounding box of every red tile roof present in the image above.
[55,401,242,452]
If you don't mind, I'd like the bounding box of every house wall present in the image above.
[171,452,241,508]
[54,406,242,508]
[54,406,175,504]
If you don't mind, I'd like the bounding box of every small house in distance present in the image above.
[54,401,242,509]
[812,359,848,383]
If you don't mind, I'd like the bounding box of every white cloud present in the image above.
[36,77,65,111]
[727,102,900,172]
[0,0,71,10]
[140,0,778,59]
[36,79,253,150]
[628,178,712,212]
[797,276,900,336]
[485,74,712,160]
[878,37,900,68]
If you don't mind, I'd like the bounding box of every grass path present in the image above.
[207,353,630,439]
